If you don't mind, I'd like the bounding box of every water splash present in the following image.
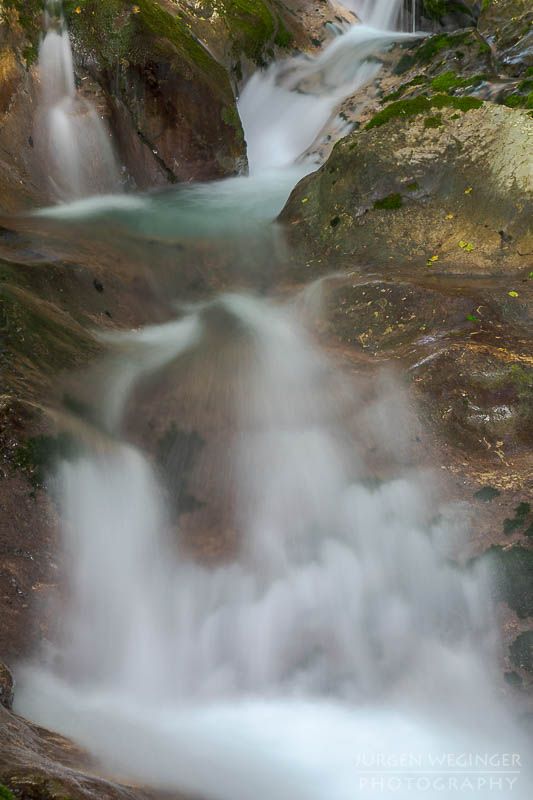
[34,1,120,201]
[16,294,530,799]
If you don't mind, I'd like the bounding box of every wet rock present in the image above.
[63,0,247,185]
[0,705,177,800]
[479,0,533,76]
[280,102,533,274]
[0,663,14,710]
[0,4,43,210]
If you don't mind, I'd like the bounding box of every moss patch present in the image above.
[0,786,16,800]
[474,486,501,502]
[373,193,403,210]
[366,93,483,131]
[424,113,443,128]
[14,433,79,489]
[480,545,533,618]
[509,631,533,673]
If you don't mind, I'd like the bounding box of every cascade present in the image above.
[34,0,121,201]
[14,2,531,799]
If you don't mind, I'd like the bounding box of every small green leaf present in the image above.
[466,314,481,322]
[459,241,467,248]
[465,243,475,252]
[508,291,519,297]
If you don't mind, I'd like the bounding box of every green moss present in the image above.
[406,181,420,191]
[0,786,16,800]
[431,70,459,92]
[504,93,523,108]
[516,502,531,518]
[509,631,533,673]
[430,70,484,94]
[380,75,427,104]
[424,113,443,128]
[14,433,79,489]
[480,545,533,618]
[504,517,524,535]
[415,32,469,63]
[365,93,483,130]
[373,193,403,210]
[274,16,292,49]
[63,0,230,91]
[474,486,501,502]
[215,0,275,65]
[423,0,447,20]
[221,106,244,139]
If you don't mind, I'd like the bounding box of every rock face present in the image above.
[0,3,42,211]
[479,0,533,75]
[280,101,533,273]
[62,0,248,186]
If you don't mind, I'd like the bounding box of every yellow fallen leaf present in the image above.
[445,214,454,219]
[75,5,82,12]
[429,255,439,262]
[465,187,472,194]
[459,241,467,248]
[508,291,519,297]
[301,198,308,203]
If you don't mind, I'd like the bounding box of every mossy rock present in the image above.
[62,0,246,181]
[279,103,533,274]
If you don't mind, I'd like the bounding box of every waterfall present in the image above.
[16,293,530,799]
[238,0,415,173]
[15,2,531,798]
[34,0,120,201]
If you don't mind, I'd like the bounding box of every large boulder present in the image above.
[280,100,533,275]
[62,0,247,186]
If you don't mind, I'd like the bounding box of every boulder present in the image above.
[280,101,533,275]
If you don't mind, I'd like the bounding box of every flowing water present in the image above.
[15,1,531,799]
[34,1,120,201]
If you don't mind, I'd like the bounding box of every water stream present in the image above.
[15,1,531,798]
[34,1,120,201]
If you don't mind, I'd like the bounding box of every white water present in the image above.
[16,1,531,798]
[16,294,530,798]
[238,0,413,173]
[34,1,120,201]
